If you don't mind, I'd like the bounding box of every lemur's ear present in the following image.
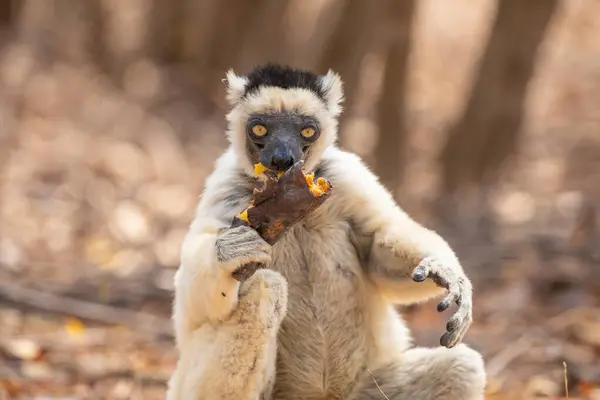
[318,70,344,117]
[223,69,248,106]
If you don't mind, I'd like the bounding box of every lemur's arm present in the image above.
[322,148,473,348]
[172,151,267,347]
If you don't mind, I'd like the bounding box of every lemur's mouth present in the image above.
[254,163,269,176]
[254,162,286,178]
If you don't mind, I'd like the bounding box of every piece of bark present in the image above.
[230,161,333,281]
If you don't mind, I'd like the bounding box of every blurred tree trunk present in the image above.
[0,0,15,25]
[13,0,57,63]
[237,0,290,70]
[293,0,346,70]
[373,0,415,196]
[56,0,107,65]
[87,0,109,70]
[316,0,377,135]
[0,0,18,45]
[204,0,263,112]
[179,0,220,66]
[146,0,186,62]
[0,0,18,238]
[13,0,116,69]
[439,0,558,199]
[97,0,170,80]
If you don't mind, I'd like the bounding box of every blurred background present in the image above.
[0,0,599,398]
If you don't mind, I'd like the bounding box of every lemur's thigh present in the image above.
[168,270,288,400]
[219,269,287,400]
[350,344,486,400]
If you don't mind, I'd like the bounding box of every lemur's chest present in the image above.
[269,213,369,398]
[271,214,362,303]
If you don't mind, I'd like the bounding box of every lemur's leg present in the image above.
[219,268,287,400]
[167,269,288,400]
[349,344,486,400]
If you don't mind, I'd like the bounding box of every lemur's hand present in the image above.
[215,226,272,281]
[412,256,473,348]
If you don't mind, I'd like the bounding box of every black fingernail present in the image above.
[438,298,451,312]
[412,267,427,282]
[440,332,452,347]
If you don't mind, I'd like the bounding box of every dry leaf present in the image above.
[84,236,116,269]
[65,317,85,338]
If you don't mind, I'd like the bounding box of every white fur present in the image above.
[167,70,486,400]
[224,69,249,105]
[318,69,344,117]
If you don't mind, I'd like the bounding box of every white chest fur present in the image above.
[268,215,370,399]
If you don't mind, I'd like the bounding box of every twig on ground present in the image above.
[0,283,173,338]
[366,368,390,400]
[563,361,569,399]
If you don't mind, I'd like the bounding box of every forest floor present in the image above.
[1,236,599,400]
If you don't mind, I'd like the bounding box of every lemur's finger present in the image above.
[231,262,264,282]
[437,279,461,312]
[411,265,429,282]
[446,314,459,332]
[452,322,470,347]
[444,304,473,346]
[445,331,461,348]
[221,245,269,264]
[441,323,466,348]
[445,304,467,331]
[244,249,272,264]
[423,265,451,288]
[440,331,454,348]
[438,295,453,312]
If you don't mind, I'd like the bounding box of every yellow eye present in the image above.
[301,127,316,138]
[251,124,267,137]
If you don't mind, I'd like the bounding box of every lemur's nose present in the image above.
[271,151,295,171]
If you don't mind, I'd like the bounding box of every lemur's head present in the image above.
[224,64,344,177]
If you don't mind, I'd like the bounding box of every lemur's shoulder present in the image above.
[315,146,373,182]
[205,147,256,186]
[197,147,257,211]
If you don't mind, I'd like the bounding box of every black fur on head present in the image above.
[242,63,326,102]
